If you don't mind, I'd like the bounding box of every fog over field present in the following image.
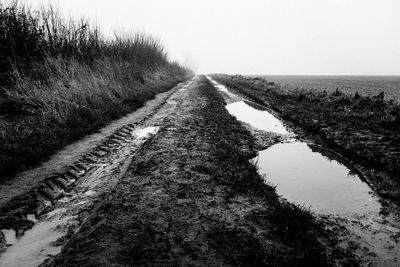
[28,0,400,75]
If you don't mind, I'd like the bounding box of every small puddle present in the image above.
[135,127,159,139]
[0,214,75,267]
[207,76,241,100]
[226,101,289,135]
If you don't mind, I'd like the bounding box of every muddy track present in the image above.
[23,75,334,266]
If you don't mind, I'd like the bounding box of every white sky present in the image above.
[28,0,400,75]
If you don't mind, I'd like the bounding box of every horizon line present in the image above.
[206,73,400,77]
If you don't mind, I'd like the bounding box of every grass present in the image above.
[0,1,192,180]
[0,1,170,85]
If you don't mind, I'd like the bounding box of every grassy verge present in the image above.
[0,1,192,180]
[211,74,400,204]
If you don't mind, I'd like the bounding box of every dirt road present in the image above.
[45,75,327,266]
[1,75,361,266]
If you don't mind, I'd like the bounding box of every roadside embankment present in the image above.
[0,2,192,180]
[210,74,400,205]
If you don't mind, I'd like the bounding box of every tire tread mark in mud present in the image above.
[0,123,140,241]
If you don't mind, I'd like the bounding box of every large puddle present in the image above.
[0,213,75,267]
[257,141,380,215]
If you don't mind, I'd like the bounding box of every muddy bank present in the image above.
[210,74,400,206]
[44,76,341,266]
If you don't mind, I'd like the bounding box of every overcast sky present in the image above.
[29,0,400,75]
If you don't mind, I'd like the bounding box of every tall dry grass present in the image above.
[0,1,172,85]
[0,1,192,179]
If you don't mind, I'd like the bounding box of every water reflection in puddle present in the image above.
[135,127,159,139]
[207,76,241,101]
[256,142,381,215]
[0,214,74,267]
[226,101,289,135]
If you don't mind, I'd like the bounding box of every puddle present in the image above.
[135,127,159,139]
[208,77,288,135]
[207,76,241,100]
[212,82,228,92]
[226,101,289,135]
[256,142,381,215]
[0,214,74,267]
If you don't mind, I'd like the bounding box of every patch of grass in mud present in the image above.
[211,74,400,205]
[199,77,328,266]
